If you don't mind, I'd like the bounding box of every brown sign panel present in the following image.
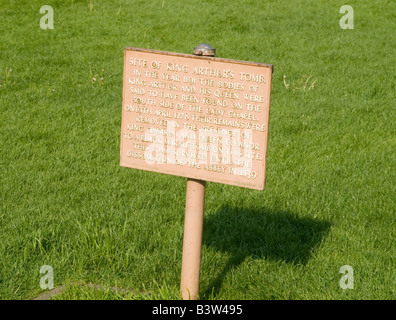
[120,47,272,190]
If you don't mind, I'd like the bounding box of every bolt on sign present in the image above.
[120,47,273,190]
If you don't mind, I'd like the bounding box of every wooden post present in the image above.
[180,44,215,300]
[180,178,206,300]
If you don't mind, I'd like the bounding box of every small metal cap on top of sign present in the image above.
[193,43,215,56]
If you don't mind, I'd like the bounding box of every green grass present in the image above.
[0,0,395,300]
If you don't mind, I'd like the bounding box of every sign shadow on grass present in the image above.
[201,206,331,298]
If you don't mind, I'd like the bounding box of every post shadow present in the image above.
[201,205,331,298]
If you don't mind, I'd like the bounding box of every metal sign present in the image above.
[120,47,273,190]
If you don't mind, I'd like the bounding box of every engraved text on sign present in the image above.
[120,48,272,190]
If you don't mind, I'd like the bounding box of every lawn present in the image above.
[0,0,395,300]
